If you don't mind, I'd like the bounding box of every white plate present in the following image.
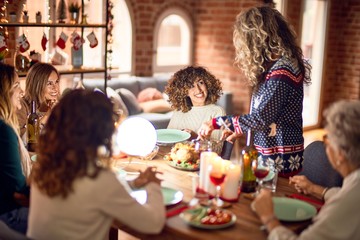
[156,129,191,145]
[131,187,183,206]
[180,208,236,229]
[273,197,317,221]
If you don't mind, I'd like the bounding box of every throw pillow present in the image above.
[116,88,143,115]
[137,87,163,103]
[106,87,129,118]
[139,99,172,113]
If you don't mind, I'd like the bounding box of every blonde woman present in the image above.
[0,63,31,234]
[199,6,311,177]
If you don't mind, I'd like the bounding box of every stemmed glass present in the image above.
[208,157,228,207]
[251,157,270,195]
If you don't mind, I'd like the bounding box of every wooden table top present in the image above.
[111,146,316,240]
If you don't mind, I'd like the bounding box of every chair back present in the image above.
[299,141,343,188]
[0,221,32,240]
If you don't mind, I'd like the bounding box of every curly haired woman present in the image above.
[17,62,60,138]
[27,90,165,239]
[198,6,311,177]
[165,66,225,140]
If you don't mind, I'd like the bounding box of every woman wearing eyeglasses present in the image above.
[252,100,360,239]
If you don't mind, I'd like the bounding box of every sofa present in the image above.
[83,75,233,129]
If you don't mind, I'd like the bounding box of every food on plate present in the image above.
[183,207,232,225]
[163,142,200,170]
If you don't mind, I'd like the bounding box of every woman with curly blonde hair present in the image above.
[165,66,225,140]
[28,90,165,239]
[199,6,311,177]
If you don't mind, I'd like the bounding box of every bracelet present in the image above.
[322,187,329,201]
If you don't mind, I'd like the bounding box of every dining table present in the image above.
[109,146,320,240]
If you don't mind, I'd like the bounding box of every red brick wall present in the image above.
[2,0,360,126]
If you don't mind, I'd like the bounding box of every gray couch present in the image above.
[83,75,233,129]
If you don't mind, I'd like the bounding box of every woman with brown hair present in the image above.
[17,62,60,137]
[27,89,165,239]
[198,6,312,177]
[0,63,31,234]
[165,66,225,140]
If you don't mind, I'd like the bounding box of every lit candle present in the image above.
[221,163,241,202]
[199,152,217,194]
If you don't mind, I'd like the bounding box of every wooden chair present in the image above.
[299,141,343,188]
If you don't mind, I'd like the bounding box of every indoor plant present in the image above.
[68,2,81,24]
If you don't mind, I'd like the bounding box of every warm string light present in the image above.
[107,0,114,80]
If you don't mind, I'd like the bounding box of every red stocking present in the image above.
[41,33,48,51]
[17,34,30,53]
[56,32,68,49]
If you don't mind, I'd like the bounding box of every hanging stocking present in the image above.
[70,31,85,51]
[56,31,68,49]
[17,34,30,53]
[0,31,8,57]
[86,31,98,48]
[41,32,48,51]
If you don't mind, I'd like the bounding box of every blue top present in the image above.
[0,119,29,214]
[214,57,304,176]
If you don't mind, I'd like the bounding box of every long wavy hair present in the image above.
[233,6,311,90]
[164,66,223,112]
[24,62,60,108]
[31,90,115,198]
[0,63,19,130]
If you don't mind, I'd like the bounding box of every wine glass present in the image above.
[208,157,228,208]
[251,157,270,195]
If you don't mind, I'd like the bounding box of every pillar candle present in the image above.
[221,163,241,202]
[199,152,218,194]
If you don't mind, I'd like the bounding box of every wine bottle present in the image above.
[240,130,257,193]
[27,100,40,152]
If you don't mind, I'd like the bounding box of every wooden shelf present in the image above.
[0,22,106,28]
[17,67,106,77]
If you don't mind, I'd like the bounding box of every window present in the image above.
[301,0,328,127]
[153,8,193,74]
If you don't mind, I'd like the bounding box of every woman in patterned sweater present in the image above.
[198,6,311,177]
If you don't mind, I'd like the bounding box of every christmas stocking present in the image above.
[17,34,30,53]
[56,32,68,49]
[0,32,7,53]
[41,32,48,51]
[70,31,85,51]
[86,31,98,48]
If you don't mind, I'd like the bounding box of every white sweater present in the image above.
[27,170,165,240]
[167,104,225,140]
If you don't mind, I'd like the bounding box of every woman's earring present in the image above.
[97,145,108,157]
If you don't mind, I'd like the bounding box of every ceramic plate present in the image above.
[273,197,317,221]
[156,129,191,145]
[180,207,236,230]
[31,154,37,162]
[167,161,199,172]
[131,187,183,206]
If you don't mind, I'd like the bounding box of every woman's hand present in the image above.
[289,175,326,199]
[197,120,214,140]
[132,166,162,188]
[251,189,280,231]
[289,175,315,195]
[182,128,198,140]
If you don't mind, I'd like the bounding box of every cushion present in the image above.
[106,87,129,118]
[137,87,163,103]
[116,88,143,115]
[139,99,172,113]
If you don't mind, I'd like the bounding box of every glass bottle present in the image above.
[27,101,40,152]
[240,129,257,193]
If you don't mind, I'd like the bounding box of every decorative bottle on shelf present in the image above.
[240,129,257,193]
[27,101,40,152]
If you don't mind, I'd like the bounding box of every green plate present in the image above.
[273,197,317,221]
[131,187,183,206]
[180,207,237,229]
[31,154,37,162]
[156,129,191,145]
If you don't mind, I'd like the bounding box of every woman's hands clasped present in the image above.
[132,166,163,189]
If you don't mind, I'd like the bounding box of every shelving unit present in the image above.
[2,0,109,90]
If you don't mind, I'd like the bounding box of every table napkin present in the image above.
[166,203,189,218]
